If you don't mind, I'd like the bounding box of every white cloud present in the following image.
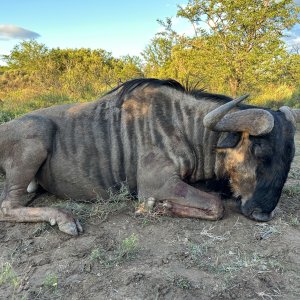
[0,24,40,41]
[284,23,300,49]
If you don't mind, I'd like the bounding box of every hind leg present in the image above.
[0,133,82,236]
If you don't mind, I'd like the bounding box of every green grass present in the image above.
[186,241,284,276]
[0,83,299,126]
[282,185,300,197]
[181,222,285,277]
[42,273,58,290]
[218,252,283,274]
[173,276,192,290]
[0,92,76,124]
[119,234,139,260]
[89,233,139,268]
[289,216,300,227]
[288,166,300,180]
[89,248,103,261]
[0,110,16,123]
[248,84,298,109]
[0,262,21,299]
[0,262,19,288]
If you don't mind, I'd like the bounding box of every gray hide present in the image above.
[0,79,298,235]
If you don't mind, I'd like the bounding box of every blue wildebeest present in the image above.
[0,79,299,235]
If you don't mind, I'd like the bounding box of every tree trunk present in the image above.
[229,78,239,97]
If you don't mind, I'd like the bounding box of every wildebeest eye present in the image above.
[251,142,272,160]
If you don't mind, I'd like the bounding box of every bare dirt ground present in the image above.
[0,130,299,300]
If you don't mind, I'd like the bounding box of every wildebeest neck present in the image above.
[166,95,227,182]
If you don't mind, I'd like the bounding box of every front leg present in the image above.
[137,152,224,220]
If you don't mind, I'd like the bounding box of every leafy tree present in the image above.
[1,41,144,99]
[142,36,173,78]
[2,40,48,72]
[149,0,300,95]
[116,55,144,83]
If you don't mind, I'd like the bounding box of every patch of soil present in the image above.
[0,132,299,300]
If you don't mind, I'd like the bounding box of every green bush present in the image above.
[249,85,295,109]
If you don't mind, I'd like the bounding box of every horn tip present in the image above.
[241,94,250,100]
[234,94,250,104]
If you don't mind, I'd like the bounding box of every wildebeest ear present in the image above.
[217,132,241,149]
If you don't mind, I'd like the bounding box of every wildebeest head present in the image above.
[204,96,300,221]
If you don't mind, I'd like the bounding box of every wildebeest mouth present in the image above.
[239,201,274,222]
[251,209,274,222]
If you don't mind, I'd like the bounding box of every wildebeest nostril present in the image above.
[240,204,274,222]
[251,210,274,222]
[240,202,252,217]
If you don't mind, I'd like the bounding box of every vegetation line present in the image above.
[0,0,299,123]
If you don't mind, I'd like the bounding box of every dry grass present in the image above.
[89,233,140,268]
[50,183,134,226]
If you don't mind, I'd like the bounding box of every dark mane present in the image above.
[105,77,237,107]
[106,78,186,107]
[190,90,233,103]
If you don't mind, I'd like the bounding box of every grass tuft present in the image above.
[173,276,192,290]
[119,234,139,260]
[51,182,133,225]
[282,185,300,197]
[89,184,133,222]
[0,262,19,288]
[89,233,139,268]
[289,216,299,227]
[42,273,58,290]
[288,166,300,180]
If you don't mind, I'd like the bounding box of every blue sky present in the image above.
[0,0,190,59]
[0,0,299,64]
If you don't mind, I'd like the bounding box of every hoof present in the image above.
[50,210,83,236]
[58,219,83,236]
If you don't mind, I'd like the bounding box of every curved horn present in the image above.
[279,106,296,126]
[292,109,300,123]
[279,106,300,126]
[203,94,249,129]
[204,95,275,136]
